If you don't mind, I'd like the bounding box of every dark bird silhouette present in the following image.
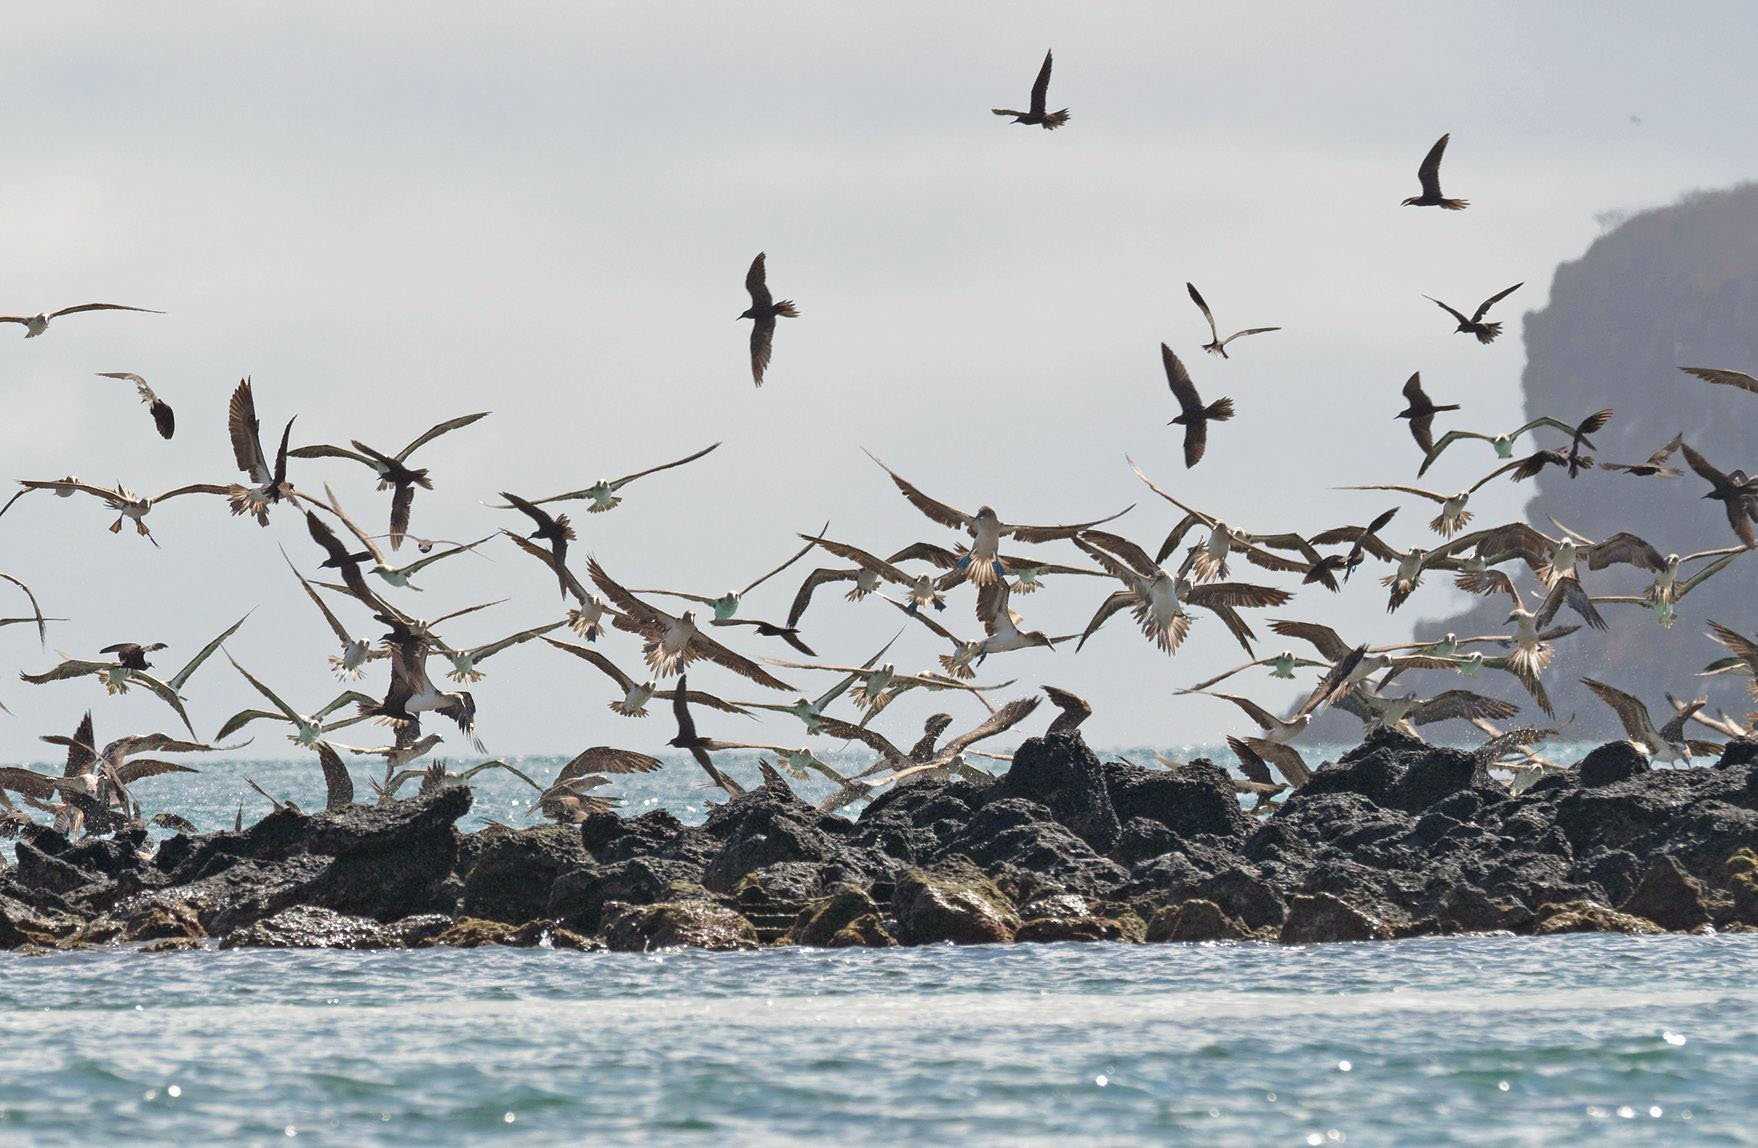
[991,49,1069,130]
[500,493,576,601]
[96,373,174,439]
[1680,442,1758,548]
[739,253,799,386]
[1309,506,1399,585]
[1402,133,1468,210]
[1565,408,1613,477]
[226,377,297,525]
[1162,343,1233,469]
[1425,283,1522,344]
[290,411,489,549]
[98,642,167,672]
[1601,433,1684,479]
[1186,282,1279,358]
[1396,372,1458,455]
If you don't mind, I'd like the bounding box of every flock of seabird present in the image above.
[2,52,1757,842]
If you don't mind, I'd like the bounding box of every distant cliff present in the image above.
[1419,183,1758,733]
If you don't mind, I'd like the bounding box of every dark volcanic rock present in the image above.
[461,825,589,923]
[1533,900,1663,936]
[892,861,1020,946]
[602,898,758,952]
[1618,855,1712,931]
[1103,756,1249,842]
[1578,742,1648,787]
[931,798,1127,898]
[1280,893,1392,943]
[994,732,1120,852]
[1146,899,1254,942]
[220,906,404,950]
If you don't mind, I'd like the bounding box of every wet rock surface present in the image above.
[7,730,1758,953]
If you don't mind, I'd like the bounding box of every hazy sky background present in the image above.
[2,3,1756,762]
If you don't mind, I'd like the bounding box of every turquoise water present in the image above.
[8,742,1754,1144]
[3,936,1754,1144]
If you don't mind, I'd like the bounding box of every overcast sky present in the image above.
[2,3,1756,762]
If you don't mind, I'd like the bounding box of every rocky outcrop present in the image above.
[6,729,1757,953]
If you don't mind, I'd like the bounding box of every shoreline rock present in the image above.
[6,730,1758,954]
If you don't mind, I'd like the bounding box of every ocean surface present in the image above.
[6,744,1756,1145]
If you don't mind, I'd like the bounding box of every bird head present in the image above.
[737,307,755,320]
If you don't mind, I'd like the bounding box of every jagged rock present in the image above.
[460,825,589,923]
[426,917,519,947]
[13,841,102,897]
[1436,885,1534,934]
[0,893,68,949]
[1280,893,1392,943]
[995,733,1121,853]
[793,886,884,947]
[1015,913,1139,943]
[220,906,402,950]
[1146,898,1253,942]
[1724,849,1758,925]
[931,798,1126,897]
[1104,758,1249,842]
[892,861,1020,945]
[388,914,454,946]
[825,914,896,947]
[1579,742,1648,787]
[1618,855,1712,931]
[547,857,706,933]
[1533,899,1663,936]
[139,937,203,953]
[123,901,206,943]
[1717,740,1758,770]
[601,898,758,952]
[581,809,689,862]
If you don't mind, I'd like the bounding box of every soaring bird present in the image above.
[1582,678,1718,764]
[96,372,175,439]
[739,253,799,386]
[794,532,947,616]
[500,492,576,601]
[1401,133,1468,210]
[215,652,376,746]
[226,377,298,525]
[1074,530,1289,656]
[0,302,162,339]
[290,411,489,549]
[1679,442,1758,548]
[496,442,720,514]
[864,450,1131,585]
[1186,282,1279,358]
[1425,283,1523,344]
[0,571,52,646]
[1161,343,1233,468]
[1396,372,1460,456]
[0,478,231,546]
[1704,621,1758,703]
[1678,366,1758,396]
[1129,459,1321,581]
[1600,434,1685,479]
[1309,507,1400,584]
[1340,466,1519,538]
[991,49,1069,130]
[308,485,490,593]
[1333,687,1519,739]
[1418,412,1601,476]
[589,559,793,690]
[544,636,749,718]
[636,527,824,621]
[282,546,376,679]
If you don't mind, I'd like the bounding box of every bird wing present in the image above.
[318,484,387,565]
[227,378,271,482]
[1267,618,1353,661]
[558,746,663,783]
[814,714,909,762]
[114,758,199,785]
[1009,503,1134,544]
[0,572,49,646]
[388,483,416,551]
[587,559,666,631]
[1425,296,1472,326]
[1076,529,1159,578]
[19,658,113,684]
[167,610,253,692]
[1585,532,1666,572]
[1676,553,1742,597]
[739,527,824,597]
[1472,282,1523,321]
[1454,567,1520,602]
[1680,366,1758,394]
[0,767,63,801]
[1409,690,1519,727]
[1582,677,1654,741]
[398,533,493,577]
[744,252,773,310]
[1187,282,1221,343]
[786,567,856,627]
[799,534,912,586]
[1178,658,1272,695]
[1227,736,1276,787]
[1341,483,1448,504]
[1415,133,1449,196]
[50,302,164,319]
[750,314,776,386]
[1075,590,1135,650]
[681,625,795,693]
[862,450,969,529]
[1161,342,1203,418]
[286,443,373,466]
[501,530,592,603]
[1708,621,1758,673]
[1029,49,1053,115]
[465,620,566,662]
[396,411,491,461]
[1187,581,1292,610]
[542,636,636,691]
[939,694,1042,759]
[1211,692,1281,732]
[498,490,558,537]
[610,441,722,490]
